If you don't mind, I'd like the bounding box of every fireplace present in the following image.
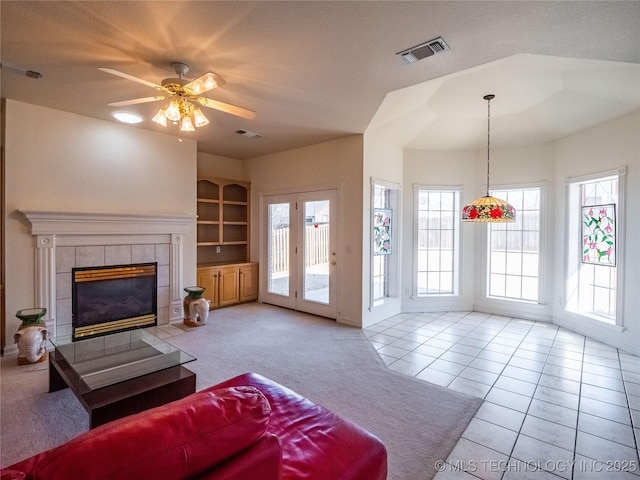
[72,263,158,340]
[20,209,194,342]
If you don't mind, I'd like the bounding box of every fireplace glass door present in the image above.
[72,263,158,340]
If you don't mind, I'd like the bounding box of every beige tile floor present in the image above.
[364,311,640,479]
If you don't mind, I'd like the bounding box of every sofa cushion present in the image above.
[193,434,282,480]
[8,386,271,480]
[211,373,388,480]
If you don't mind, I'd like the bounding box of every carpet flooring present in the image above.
[0,303,482,479]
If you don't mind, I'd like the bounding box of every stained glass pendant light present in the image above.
[462,95,516,223]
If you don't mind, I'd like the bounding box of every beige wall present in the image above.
[1,100,5,351]
[470,142,556,321]
[3,100,197,340]
[246,135,364,326]
[362,134,403,327]
[402,149,478,313]
[197,151,247,181]
[553,110,640,355]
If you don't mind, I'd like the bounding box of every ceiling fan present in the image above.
[0,61,42,79]
[99,62,255,131]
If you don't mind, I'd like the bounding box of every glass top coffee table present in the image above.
[49,328,196,428]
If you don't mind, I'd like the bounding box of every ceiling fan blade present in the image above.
[184,72,226,95]
[197,97,256,120]
[99,67,162,90]
[107,96,166,107]
[0,61,42,79]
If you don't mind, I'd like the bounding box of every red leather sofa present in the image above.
[2,373,387,480]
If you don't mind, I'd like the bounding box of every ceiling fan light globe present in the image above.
[165,100,181,122]
[152,107,167,127]
[203,75,217,90]
[180,116,195,132]
[193,108,209,127]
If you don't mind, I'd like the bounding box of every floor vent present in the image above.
[397,37,450,64]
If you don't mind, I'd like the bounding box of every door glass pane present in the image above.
[303,200,330,304]
[268,203,289,296]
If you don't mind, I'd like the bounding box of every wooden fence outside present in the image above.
[271,224,329,273]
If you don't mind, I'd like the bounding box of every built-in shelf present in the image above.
[196,177,250,265]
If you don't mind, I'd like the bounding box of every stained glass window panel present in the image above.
[581,204,615,266]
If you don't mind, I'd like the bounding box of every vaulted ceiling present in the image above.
[2,1,639,159]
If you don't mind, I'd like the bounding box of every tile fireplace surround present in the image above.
[20,210,195,339]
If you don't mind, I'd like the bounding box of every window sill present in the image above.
[369,296,401,312]
[563,309,623,333]
[486,296,540,306]
[412,293,458,299]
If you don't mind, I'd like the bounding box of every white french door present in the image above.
[261,189,338,319]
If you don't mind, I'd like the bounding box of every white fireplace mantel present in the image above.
[20,210,196,337]
[21,209,195,236]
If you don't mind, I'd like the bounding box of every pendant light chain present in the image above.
[485,94,493,196]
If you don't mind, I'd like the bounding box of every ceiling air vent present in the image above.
[235,129,261,138]
[397,37,450,64]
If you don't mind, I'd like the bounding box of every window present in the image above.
[487,186,542,303]
[415,188,460,295]
[565,169,625,324]
[372,184,390,304]
[371,180,400,308]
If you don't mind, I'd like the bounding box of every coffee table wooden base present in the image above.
[49,349,196,428]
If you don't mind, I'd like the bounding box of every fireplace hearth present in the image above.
[73,263,158,340]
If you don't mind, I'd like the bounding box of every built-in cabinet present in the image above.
[196,177,257,309]
[238,263,259,302]
[197,262,258,308]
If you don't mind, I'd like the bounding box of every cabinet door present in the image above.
[197,269,219,309]
[239,264,259,302]
[218,267,240,306]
